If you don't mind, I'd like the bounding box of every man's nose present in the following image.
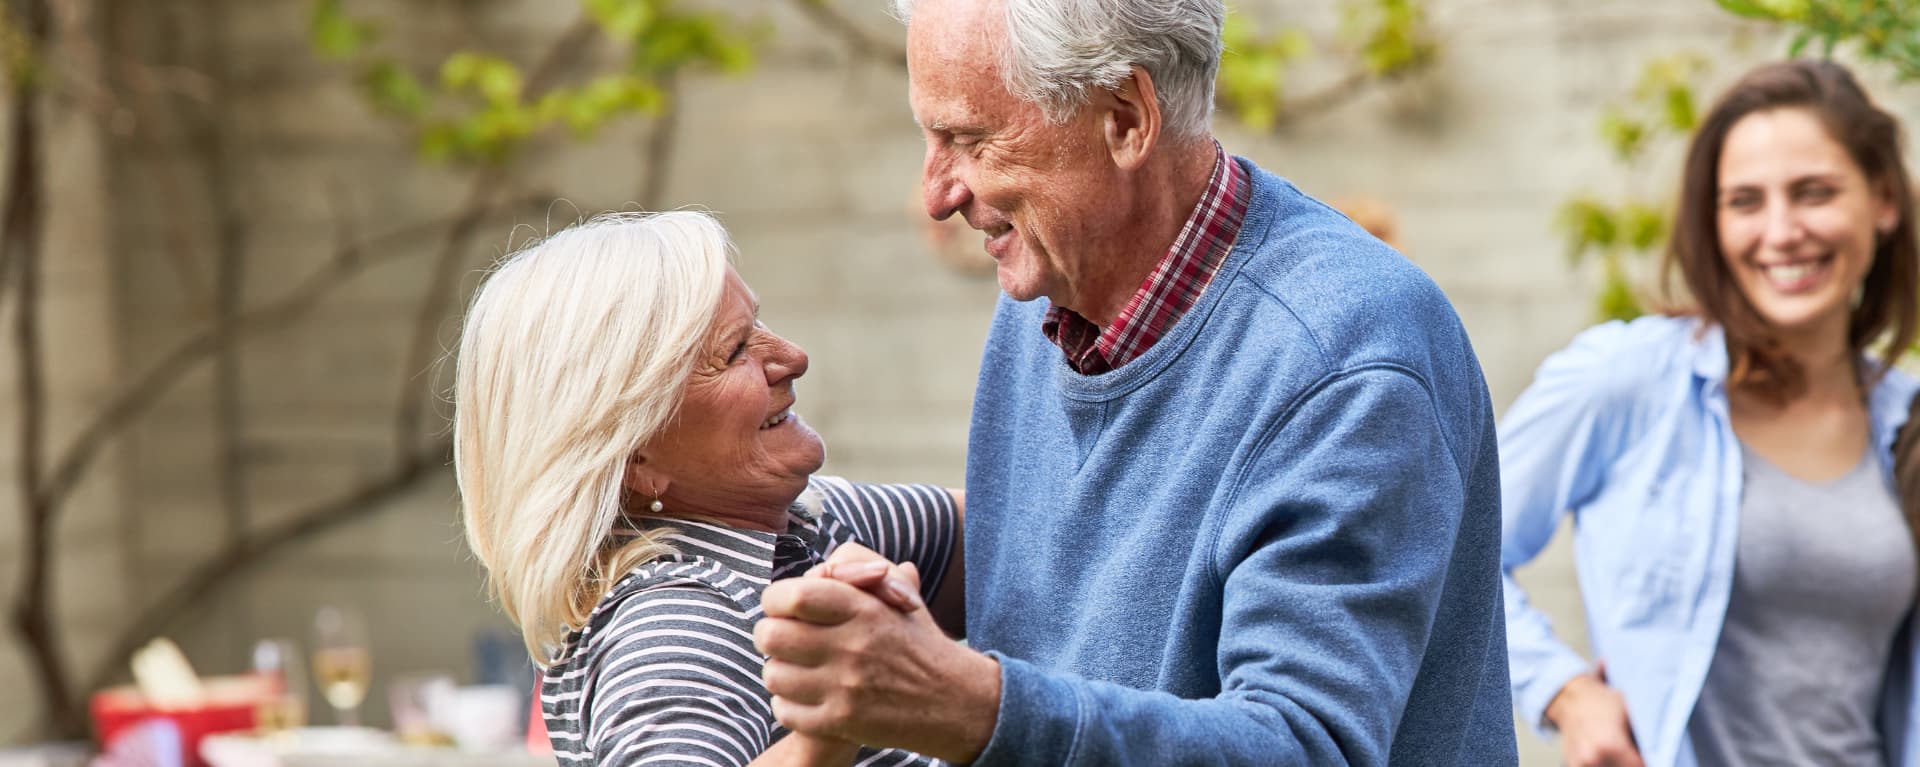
[922,148,972,222]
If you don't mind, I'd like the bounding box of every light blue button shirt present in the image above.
[1500,314,1920,767]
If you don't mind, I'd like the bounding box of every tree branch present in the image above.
[787,0,907,70]
[392,17,599,455]
[638,72,681,210]
[1272,70,1375,125]
[28,194,552,523]
[193,0,252,559]
[7,0,74,738]
[82,439,453,697]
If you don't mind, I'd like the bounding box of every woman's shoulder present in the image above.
[553,564,760,667]
[602,563,759,623]
[1543,314,1704,394]
[1564,314,1700,363]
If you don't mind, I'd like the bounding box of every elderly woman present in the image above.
[454,211,962,767]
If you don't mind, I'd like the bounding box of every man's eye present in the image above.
[728,341,748,363]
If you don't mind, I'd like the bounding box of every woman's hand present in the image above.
[1546,664,1644,767]
[808,543,925,614]
[751,730,859,766]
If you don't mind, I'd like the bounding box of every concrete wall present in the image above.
[8,0,1913,763]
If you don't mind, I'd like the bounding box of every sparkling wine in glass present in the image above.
[251,638,308,735]
[312,606,372,727]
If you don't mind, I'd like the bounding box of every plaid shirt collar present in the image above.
[1042,143,1250,375]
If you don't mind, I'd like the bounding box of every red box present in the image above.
[91,677,269,767]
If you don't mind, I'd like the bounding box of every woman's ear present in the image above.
[623,452,669,500]
[1874,180,1902,237]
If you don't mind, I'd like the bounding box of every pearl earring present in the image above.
[649,499,664,513]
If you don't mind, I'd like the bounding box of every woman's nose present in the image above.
[764,334,809,384]
[1761,202,1806,249]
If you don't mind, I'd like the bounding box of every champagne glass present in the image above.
[251,637,308,734]
[312,606,372,728]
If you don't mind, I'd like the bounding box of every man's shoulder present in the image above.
[1222,170,1467,379]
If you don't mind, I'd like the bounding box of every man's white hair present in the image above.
[894,0,1225,140]
[455,211,731,663]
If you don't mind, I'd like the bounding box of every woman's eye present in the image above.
[727,341,748,363]
[1797,185,1836,203]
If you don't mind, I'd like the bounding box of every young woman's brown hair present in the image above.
[1898,394,1920,558]
[1665,59,1920,403]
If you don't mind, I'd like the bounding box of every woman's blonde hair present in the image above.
[455,211,732,662]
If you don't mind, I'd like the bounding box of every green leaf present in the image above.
[309,0,377,58]
[1662,83,1696,133]
[1599,109,1647,162]
[1715,0,1779,19]
[1788,31,1813,57]
[1556,197,1620,265]
[1622,203,1668,253]
[1215,8,1321,130]
[1596,258,1645,322]
[587,0,657,43]
[475,61,523,105]
[440,51,483,89]
[1343,0,1438,76]
[360,59,430,117]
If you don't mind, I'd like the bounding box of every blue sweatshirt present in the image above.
[963,159,1516,766]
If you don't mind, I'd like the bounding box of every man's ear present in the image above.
[623,452,670,501]
[1102,65,1162,171]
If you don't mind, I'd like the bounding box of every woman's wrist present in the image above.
[755,732,859,767]
[1544,672,1605,727]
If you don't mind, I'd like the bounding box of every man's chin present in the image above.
[996,269,1048,303]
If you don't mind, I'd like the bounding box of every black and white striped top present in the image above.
[541,476,958,767]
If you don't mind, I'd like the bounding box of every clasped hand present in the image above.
[754,542,999,763]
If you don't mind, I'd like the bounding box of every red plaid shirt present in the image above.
[1043,144,1250,374]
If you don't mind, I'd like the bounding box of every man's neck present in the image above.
[1070,139,1219,328]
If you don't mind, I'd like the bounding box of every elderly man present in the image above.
[753,0,1517,764]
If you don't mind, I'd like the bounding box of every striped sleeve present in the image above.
[582,586,774,767]
[811,476,959,602]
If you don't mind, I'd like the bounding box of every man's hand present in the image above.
[755,550,1000,764]
[1545,665,1644,767]
[807,542,926,614]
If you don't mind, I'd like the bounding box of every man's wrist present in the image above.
[932,647,1002,764]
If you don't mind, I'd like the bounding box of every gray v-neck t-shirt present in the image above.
[1687,443,1916,767]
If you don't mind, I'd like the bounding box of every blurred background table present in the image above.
[203,729,554,767]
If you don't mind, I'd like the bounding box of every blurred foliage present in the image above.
[1717,0,1920,78]
[1217,0,1438,131]
[1555,55,1707,322]
[0,6,39,90]
[1342,0,1440,76]
[310,0,760,165]
[1217,15,1312,131]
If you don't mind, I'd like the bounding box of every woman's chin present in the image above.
[788,417,826,471]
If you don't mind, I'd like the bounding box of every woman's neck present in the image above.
[1774,315,1861,404]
